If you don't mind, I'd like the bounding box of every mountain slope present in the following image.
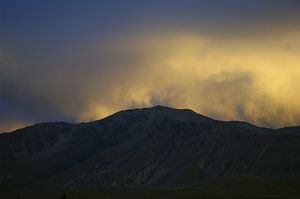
[0,105,300,191]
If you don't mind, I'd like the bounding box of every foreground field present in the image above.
[2,176,299,199]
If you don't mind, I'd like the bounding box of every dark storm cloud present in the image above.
[1,0,300,132]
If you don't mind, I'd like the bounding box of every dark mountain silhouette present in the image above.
[0,105,300,191]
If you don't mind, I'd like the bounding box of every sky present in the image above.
[1,0,300,132]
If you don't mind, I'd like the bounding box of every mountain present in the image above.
[0,105,300,192]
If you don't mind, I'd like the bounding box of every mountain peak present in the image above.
[152,104,166,108]
[111,105,212,124]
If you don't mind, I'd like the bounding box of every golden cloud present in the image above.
[76,29,300,128]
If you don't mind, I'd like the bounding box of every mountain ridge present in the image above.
[0,105,299,191]
[2,105,286,135]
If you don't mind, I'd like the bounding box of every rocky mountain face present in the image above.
[0,106,300,190]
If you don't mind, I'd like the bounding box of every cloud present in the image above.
[1,1,300,131]
[2,28,300,130]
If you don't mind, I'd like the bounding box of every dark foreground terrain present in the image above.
[1,106,300,198]
[2,176,300,199]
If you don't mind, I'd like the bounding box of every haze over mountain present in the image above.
[2,1,300,133]
[1,106,299,192]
